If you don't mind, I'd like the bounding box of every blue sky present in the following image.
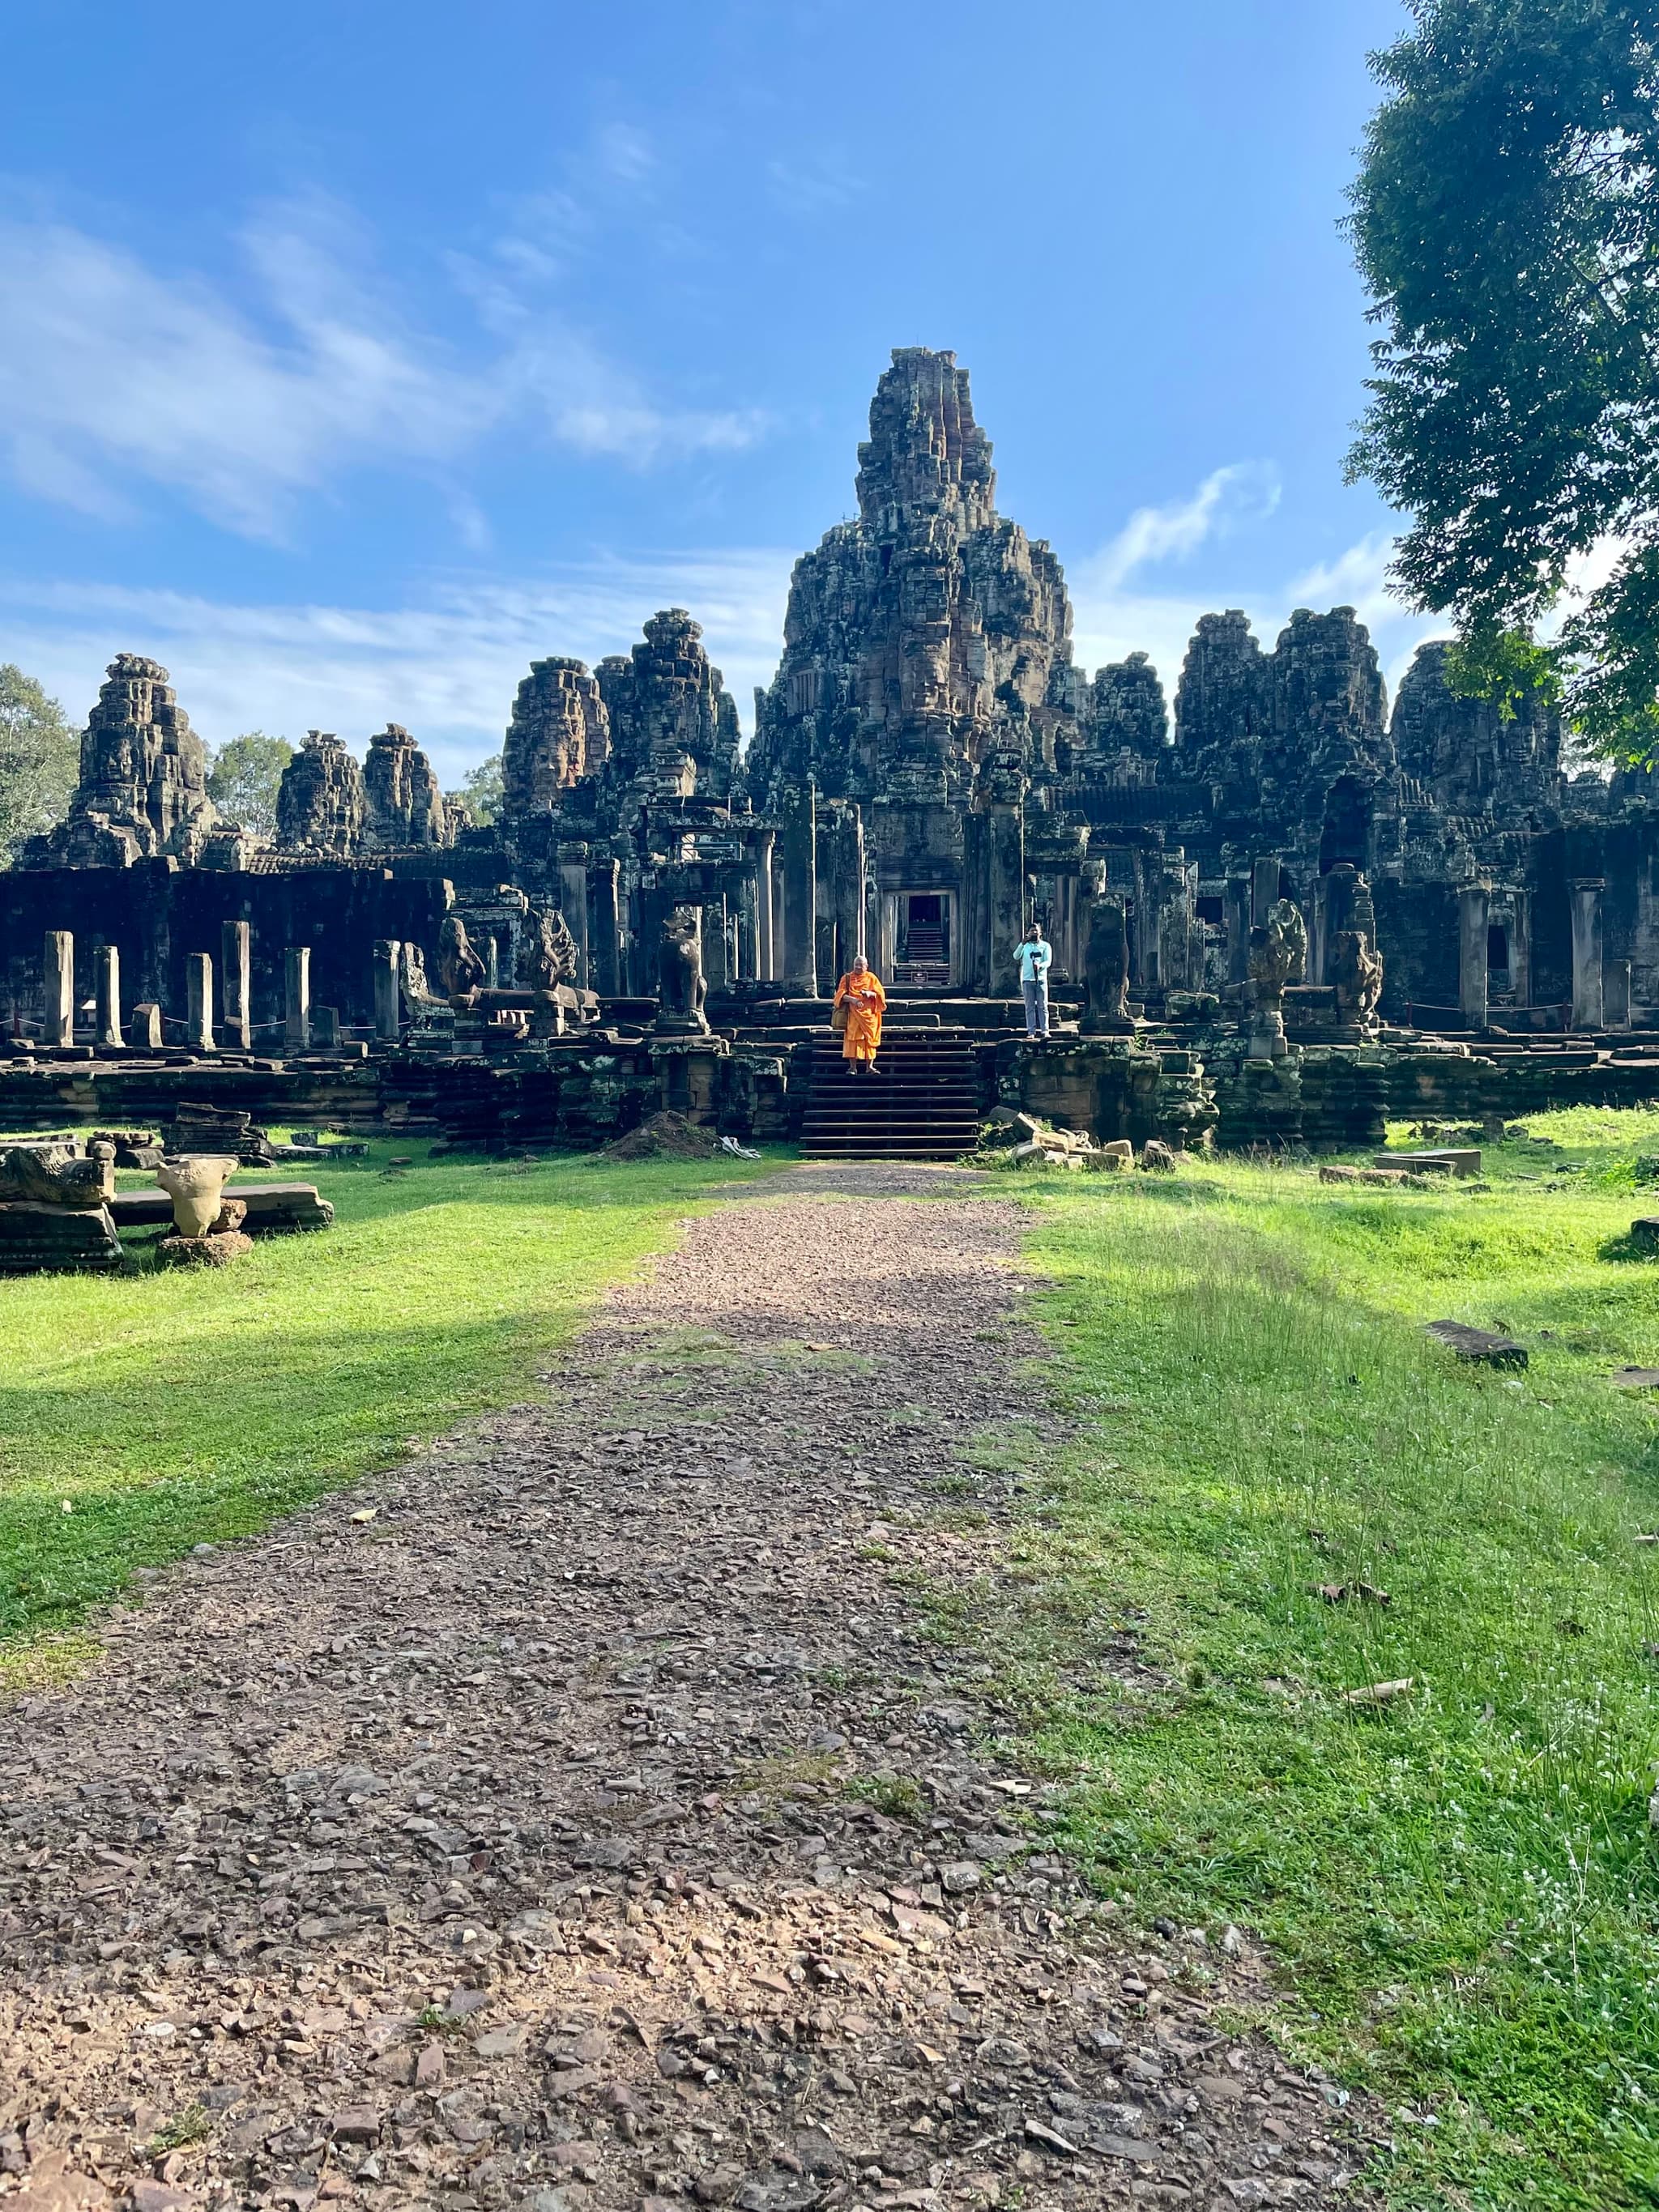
[0,0,1434,784]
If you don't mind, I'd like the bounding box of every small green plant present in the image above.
[147,2105,211,2156]
[846,1772,928,1822]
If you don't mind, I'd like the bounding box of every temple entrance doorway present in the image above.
[894,893,951,987]
[1319,775,1371,873]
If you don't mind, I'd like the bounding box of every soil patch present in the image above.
[0,1168,1376,2210]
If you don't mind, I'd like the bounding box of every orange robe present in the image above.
[834,970,886,1061]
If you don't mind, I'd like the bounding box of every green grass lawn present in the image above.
[0,1137,765,1664]
[995,1110,1659,2210]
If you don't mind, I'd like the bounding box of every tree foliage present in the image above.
[449,752,503,825]
[0,663,79,864]
[1349,0,1659,755]
[205,731,293,839]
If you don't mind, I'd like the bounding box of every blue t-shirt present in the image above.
[1016,937,1051,985]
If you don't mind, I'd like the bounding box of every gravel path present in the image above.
[0,1169,1375,2212]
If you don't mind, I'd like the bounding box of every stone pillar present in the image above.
[778,785,817,996]
[751,829,775,982]
[825,804,865,978]
[44,930,73,1047]
[557,842,591,989]
[1314,864,1358,986]
[186,953,215,1052]
[962,812,990,992]
[372,939,402,1041]
[704,893,732,995]
[312,1005,341,1050]
[1458,882,1491,1029]
[1571,879,1605,1030]
[1509,891,1533,1010]
[988,804,1026,1000]
[1225,876,1251,984]
[1251,855,1280,928]
[1606,957,1632,1030]
[130,1002,163,1051]
[220,921,251,1051]
[878,892,900,982]
[285,947,312,1051]
[588,855,621,997]
[94,944,122,1050]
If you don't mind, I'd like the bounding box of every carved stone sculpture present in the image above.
[1246,897,1307,1060]
[1080,877,1133,1033]
[0,1145,111,1209]
[437,914,488,999]
[519,905,578,993]
[156,1155,239,1238]
[1332,929,1384,1027]
[656,906,710,1035]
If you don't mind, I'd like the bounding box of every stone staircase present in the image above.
[798,1027,982,1159]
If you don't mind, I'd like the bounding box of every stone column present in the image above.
[962,812,990,992]
[1571,879,1605,1030]
[878,892,900,982]
[186,953,215,1052]
[778,785,817,996]
[312,1005,341,1050]
[130,1002,163,1051]
[285,947,312,1051]
[94,944,122,1051]
[588,855,621,997]
[1225,876,1251,984]
[220,921,251,1051]
[372,939,402,1041]
[1251,855,1280,928]
[44,930,74,1047]
[557,842,591,988]
[751,829,775,982]
[825,803,865,978]
[1458,882,1491,1029]
[1509,891,1533,1010]
[988,803,1026,1001]
[1606,957,1632,1030]
[703,893,732,995]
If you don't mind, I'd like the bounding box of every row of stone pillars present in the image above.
[1456,879,1627,1030]
[36,928,319,1052]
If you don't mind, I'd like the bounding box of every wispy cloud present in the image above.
[0,552,798,782]
[766,154,866,215]
[1084,461,1282,593]
[0,191,766,539]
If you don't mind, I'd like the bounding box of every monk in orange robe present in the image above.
[834,956,886,1074]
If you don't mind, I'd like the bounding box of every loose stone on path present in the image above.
[0,1165,1372,2210]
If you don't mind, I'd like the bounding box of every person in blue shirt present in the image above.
[1015,923,1051,1038]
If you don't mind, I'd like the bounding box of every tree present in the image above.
[449,752,503,825]
[1348,0,1659,755]
[0,663,79,864]
[206,731,293,838]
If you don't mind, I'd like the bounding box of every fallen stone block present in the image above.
[0,1200,123,1272]
[157,1229,254,1268]
[1630,1217,1659,1251]
[1374,1148,1480,1178]
[108,1182,334,1234]
[1426,1319,1527,1368]
[1611,1366,1659,1389]
[1140,1140,1176,1173]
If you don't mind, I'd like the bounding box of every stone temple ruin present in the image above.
[6,345,1659,1157]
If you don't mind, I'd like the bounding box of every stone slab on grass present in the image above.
[1426,1318,1528,1367]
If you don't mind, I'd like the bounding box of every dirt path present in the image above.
[0,1166,1374,2212]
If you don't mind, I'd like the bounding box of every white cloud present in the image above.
[1084,461,1282,593]
[595,124,657,188]
[766,155,866,216]
[0,552,797,784]
[0,195,765,538]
